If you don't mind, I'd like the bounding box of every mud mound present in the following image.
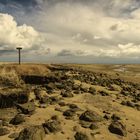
[0,90,29,108]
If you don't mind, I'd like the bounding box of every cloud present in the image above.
[57,49,95,57]
[37,2,140,60]
[1,0,140,63]
[0,13,49,55]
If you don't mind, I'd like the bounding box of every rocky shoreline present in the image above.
[0,64,140,140]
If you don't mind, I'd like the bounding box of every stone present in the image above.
[126,101,135,107]
[34,89,47,100]
[51,115,59,120]
[121,101,135,108]
[16,125,45,140]
[39,96,50,104]
[73,84,80,90]
[89,123,99,130]
[43,119,61,133]
[55,107,63,112]
[80,121,91,128]
[79,110,103,122]
[89,87,96,95]
[69,104,78,109]
[108,121,127,136]
[61,91,74,98]
[111,114,121,121]
[0,127,10,136]
[16,102,35,114]
[99,91,109,96]
[0,120,2,127]
[68,104,80,111]
[135,104,140,111]
[74,90,81,94]
[0,91,29,108]
[63,109,76,117]
[55,83,65,89]
[10,114,25,125]
[45,83,56,90]
[49,96,61,105]
[74,132,89,140]
[80,84,89,92]
[104,114,111,120]
[2,120,9,127]
[58,102,66,106]
[39,104,47,108]
[8,132,19,139]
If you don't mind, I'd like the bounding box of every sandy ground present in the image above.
[0,64,140,140]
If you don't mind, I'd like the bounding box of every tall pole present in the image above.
[16,47,22,65]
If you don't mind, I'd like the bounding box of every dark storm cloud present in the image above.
[0,0,37,6]
[0,49,16,55]
[1,0,140,18]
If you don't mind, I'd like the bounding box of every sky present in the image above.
[0,0,140,63]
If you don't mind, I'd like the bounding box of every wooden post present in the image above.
[16,47,22,65]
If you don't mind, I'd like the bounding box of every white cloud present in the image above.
[131,8,140,19]
[93,36,101,40]
[118,43,140,55]
[38,2,140,59]
[0,13,48,54]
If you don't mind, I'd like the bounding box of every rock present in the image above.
[72,84,80,90]
[2,120,9,127]
[0,127,10,136]
[73,126,80,132]
[68,104,80,111]
[55,107,63,112]
[80,84,89,92]
[39,104,47,108]
[58,102,66,106]
[39,96,50,104]
[51,115,59,120]
[55,83,65,89]
[74,90,81,94]
[61,91,74,98]
[43,119,61,133]
[111,114,121,121]
[99,91,109,96]
[45,83,56,90]
[135,104,140,111]
[63,109,76,117]
[69,104,78,109]
[34,89,47,100]
[126,101,135,107]
[89,123,99,130]
[79,121,91,128]
[10,114,25,125]
[121,101,135,108]
[0,120,2,127]
[49,96,61,105]
[104,114,111,120]
[121,101,127,106]
[108,121,127,136]
[21,75,48,85]
[79,110,103,122]
[16,125,45,140]
[74,132,89,140]
[0,108,18,122]
[8,132,19,139]
[16,102,35,114]
[0,91,29,108]
[103,110,111,114]
[89,87,96,95]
